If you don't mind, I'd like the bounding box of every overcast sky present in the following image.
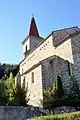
[0,0,80,64]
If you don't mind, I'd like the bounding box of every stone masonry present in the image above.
[16,17,80,107]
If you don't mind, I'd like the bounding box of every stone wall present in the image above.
[71,34,80,87]
[0,106,41,120]
[20,35,54,75]
[20,27,78,75]
[20,35,73,79]
[20,36,73,106]
[54,106,76,114]
[19,29,80,107]
[0,106,77,120]
[42,56,70,91]
[40,106,76,115]
[21,65,43,107]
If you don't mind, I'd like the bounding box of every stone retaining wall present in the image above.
[0,106,41,120]
[39,106,77,115]
[0,106,78,120]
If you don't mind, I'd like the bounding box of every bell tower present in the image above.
[22,17,44,58]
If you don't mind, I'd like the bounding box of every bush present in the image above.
[13,84,29,106]
[42,75,80,109]
[69,75,80,99]
[5,73,15,104]
[55,75,64,98]
[51,99,80,108]
[0,80,9,104]
[42,75,64,109]
[0,72,29,106]
[43,87,55,109]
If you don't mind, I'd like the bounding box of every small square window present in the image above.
[26,45,27,51]
[67,60,71,76]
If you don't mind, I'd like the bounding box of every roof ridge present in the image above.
[52,26,79,33]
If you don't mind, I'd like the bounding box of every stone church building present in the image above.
[16,17,80,107]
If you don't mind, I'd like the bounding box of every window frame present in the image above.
[26,45,27,52]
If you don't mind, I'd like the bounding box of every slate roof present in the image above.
[52,26,80,46]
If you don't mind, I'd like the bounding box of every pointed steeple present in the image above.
[29,17,39,37]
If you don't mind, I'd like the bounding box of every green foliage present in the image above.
[13,85,29,106]
[34,111,80,120]
[55,75,64,98]
[0,72,16,104]
[0,72,29,106]
[42,75,80,109]
[42,75,64,109]
[0,80,8,104]
[69,75,80,99]
[5,72,16,104]
[43,87,55,109]
[0,63,19,79]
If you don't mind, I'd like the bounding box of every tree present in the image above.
[0,80,8,104]
[42,75,64,109]
[14,84,29,106]
[69,75,80,99]
[0,63,19,79]
[43,87,54,109]
[0,72,29,106]
[5,72,15,104]
[55,75,64,99]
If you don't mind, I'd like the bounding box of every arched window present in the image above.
[31,72,34,83]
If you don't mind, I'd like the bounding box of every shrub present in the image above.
[55,75,64,99]
[0,80,9,104]
[13,84,29,106]
[43,87,55,109]
[5,72,15,104]
[69,75,80,99]
[42,75,80,109]
[42,75,64,109]
[0,72,29,106]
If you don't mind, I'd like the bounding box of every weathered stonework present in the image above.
[0,106,42,120]
[17,20,80,107]
[39,106,76,115]
[42,56,70,91]
[21,65,43,107]
[0,106,77,120]
[71,34,80,87]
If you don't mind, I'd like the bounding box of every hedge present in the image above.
[43,99,80,109]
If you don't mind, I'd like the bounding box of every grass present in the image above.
[32,111,80,120]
